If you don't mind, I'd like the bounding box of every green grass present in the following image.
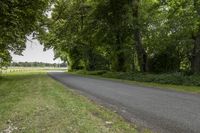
[0,72,140,133]
[70,70,200,93]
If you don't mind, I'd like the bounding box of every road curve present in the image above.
[49,72,200,133]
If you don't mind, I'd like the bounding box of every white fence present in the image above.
[1,67,67,74]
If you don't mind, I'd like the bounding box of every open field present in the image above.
[0,72,139,133]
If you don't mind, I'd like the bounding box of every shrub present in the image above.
[76,71,200,86]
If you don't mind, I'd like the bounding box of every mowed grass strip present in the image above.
[0,72,138,133]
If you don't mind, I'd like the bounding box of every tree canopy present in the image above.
[1,0,200,74]
[0,0,51,68]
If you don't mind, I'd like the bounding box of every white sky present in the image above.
[11,39,62,63]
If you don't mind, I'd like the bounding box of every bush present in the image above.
[74,70,108,75]
[74,70,200,86]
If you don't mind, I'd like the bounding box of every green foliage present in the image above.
[40,0,135,72]
[0,0,51,67]
[148,46,181,73]
[0,50,11,68]
[40,0,200,73]
[104,72,200,86]
[2,0,200,74]
[73,70,108,75]
[74,70,200,87]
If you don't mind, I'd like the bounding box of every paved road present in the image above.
[49,72,200,133]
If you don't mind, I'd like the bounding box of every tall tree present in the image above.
[132,0,148,72]
[191,0,200,73]
[40,0,200,74]
[0,0,51,67]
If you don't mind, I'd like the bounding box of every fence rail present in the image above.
[1,67,67,74]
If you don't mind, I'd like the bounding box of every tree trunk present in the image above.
[191,0,200,73]
[191,30,200,73]
[132,0,148,72]
[111,32,126,72]
[117,32,126,72]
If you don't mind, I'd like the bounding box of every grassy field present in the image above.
[70,70,200,94]
[0,72,140,133]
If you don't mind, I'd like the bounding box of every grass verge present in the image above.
[70,70,200,94]
[0,72,139,133]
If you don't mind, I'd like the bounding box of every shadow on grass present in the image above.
[0,73,45,82]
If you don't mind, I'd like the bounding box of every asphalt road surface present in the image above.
[49,72,200,133]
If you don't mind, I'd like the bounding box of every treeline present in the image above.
[1,0,200,74]
[39,0,200,74]
[11,62,67,68]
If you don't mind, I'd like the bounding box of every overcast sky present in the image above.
[11,39,62,63]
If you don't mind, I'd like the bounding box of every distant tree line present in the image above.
[11,62,67,68]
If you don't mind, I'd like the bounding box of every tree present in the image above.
[40,0,200,74]
[191,0,200,73]
[131,0,148,72]
[0,0,51,68]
